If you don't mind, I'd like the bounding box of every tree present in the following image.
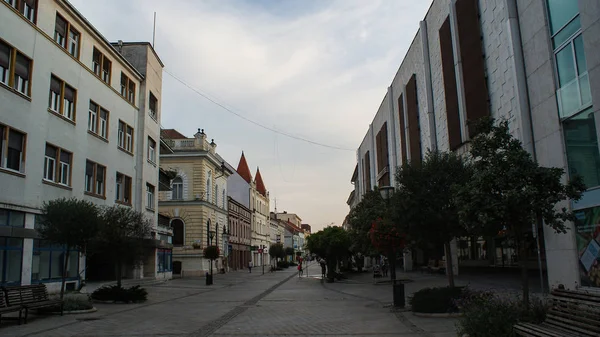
[395,150,472,287]
[38,198,100,299]
[458,118,585,307]
[307,226,351,281]
[347,189,387,270]
[369,217,405,281]
[269,243,285,266]
[91,205,152,288]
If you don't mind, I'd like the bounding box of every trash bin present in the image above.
[393,280,405,307]
[206,272,213,285]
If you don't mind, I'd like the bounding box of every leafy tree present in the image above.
[38,198,100,299]
[395,150,472,287]
[457,118,585,307]
[91,205,152,288]
[347,189,387,269]
[269,243,285,265]
[307,226,351,281]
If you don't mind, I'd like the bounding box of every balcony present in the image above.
[558,72,592,119]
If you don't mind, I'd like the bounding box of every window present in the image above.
[149,92,158,119]
[0,40,31,95]
[88,101,109,139]
[171,219,184,246]
[0,209,25,227]
[92,47,111,84]
[222,190,226,209]
[0,237,22,285]
[48,75,76,121]
[54,14,79,58]
[84,160,105,196]
[120,73,135,104]
[146,183,155,210]
[206,171,212,201]
[148,137,156,163]
[157,249,172,272]
[0,124,26,173]
[43,143,71,186]
[172,177,183,200]
[547,1,590,118]
[117,120,133,152]
[31,240,78,282]
[3,0,36,23]
[115,172,132,204]
[215,184,219,205]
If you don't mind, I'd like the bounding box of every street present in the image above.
[0,265,456,337]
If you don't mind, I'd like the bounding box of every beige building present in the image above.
[158,129,233,276]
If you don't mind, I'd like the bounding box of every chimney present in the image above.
[117,40,123,53]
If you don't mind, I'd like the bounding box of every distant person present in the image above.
[298,263,303,277]
[320,259,327,279]
[248,261,253,273]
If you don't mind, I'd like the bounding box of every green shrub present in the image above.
[409,286,465,313]
[91,285,148,303]
[38,295,94,313]
[456,295,549,337]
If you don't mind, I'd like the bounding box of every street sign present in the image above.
[258,248,263,253]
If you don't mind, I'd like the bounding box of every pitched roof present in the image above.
[255,167,267,196]
[161,129,187,139]
[236,152,252,184]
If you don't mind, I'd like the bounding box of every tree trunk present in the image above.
[60,248,70,300]
[389,252,396,281]
[116,259,123,288]
[444,242,455,288]
[518,233,529,309]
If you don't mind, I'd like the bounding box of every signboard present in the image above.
[258,248,263,253]
[228,244,233,253]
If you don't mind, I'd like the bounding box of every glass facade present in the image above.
[157,249,172,273]
[0,237,22,285]
[574,206,600,288]
[563,109,600,188]
[31,240,79,282]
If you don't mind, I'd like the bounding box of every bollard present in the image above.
[393,280,405,307]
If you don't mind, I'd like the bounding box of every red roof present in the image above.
[236,152,252,184]
[161,129,187,139]
[255,168,267,196]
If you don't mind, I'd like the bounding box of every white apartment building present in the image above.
[0,0,167,291]
[251,168,270,267]
[354,0,600,290]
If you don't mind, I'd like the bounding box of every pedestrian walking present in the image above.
[298,263,303,277]
[320,259,326,279]
[248,261,253,273]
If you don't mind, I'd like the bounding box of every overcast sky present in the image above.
[69,0,432,231]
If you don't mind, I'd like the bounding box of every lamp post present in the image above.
[208,230,215,285]
[379,186,404,308]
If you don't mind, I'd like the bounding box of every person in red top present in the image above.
[297,263,303,277]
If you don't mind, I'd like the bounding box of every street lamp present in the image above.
[208,230,215,285]
[379,185,405,308]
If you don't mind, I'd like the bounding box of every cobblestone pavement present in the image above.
[0,265,458,337]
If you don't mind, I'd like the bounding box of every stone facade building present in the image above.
[158,129,232,276]
[226,156,252,270]
[354,0,600,290]
[0,0,165,290]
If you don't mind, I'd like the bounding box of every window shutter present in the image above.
[55,15,66,36]
[50,76,61,94]
[0,42,10,69]
[60,150,70,164]
[96,166,104,182]
[15,54,30,79]
[45,145,57,158]
[397,94,408,163]
[8,130,23,151]
[89,101,98,112]
[406,75,422,164]
[86,161,94,176]
[455,0,489,137]
[439,17,462,150]
[64,85,75,102]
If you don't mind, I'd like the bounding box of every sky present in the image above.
[69,0,433,232]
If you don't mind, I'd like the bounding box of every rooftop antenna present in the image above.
[152,12,157,48]
[274,197,277,214]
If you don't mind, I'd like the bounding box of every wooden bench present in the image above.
[3,284,63,324]
[0,288,23,325]
[514,288,600,336]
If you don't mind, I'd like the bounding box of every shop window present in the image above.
[0,237,22,285]
[31,239,78,282]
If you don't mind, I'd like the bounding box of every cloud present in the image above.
[68,0,432,230]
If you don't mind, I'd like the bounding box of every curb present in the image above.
[412,312,463,318]
[38,307,98,315]
[92,300,147,304]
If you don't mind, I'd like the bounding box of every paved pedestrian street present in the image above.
[0,266,456,337]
